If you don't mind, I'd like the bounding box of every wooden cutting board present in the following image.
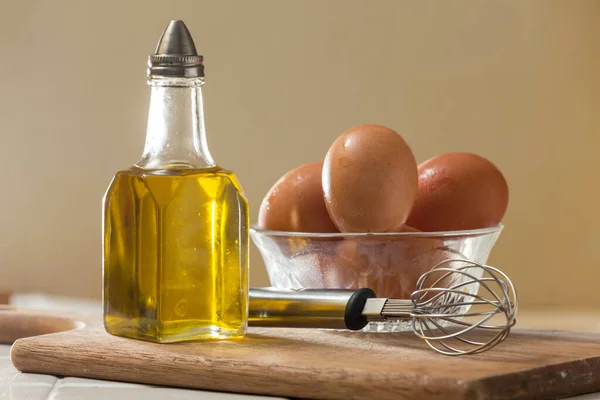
[2,306,600,400]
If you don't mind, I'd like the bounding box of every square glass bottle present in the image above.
[102,20,249,343]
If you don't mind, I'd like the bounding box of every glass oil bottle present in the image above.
[102,20,249,343]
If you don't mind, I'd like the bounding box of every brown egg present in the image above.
[406,152,509,232]
[332,231,450,299]
[399,224,421,233]
[258,162,339,233]
[287,225,453,299]
[322,124,418,233]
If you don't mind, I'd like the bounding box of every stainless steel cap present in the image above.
[148,20,204,78]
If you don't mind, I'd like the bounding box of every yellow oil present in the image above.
[102,166,249,343]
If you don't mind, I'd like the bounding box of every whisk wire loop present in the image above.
[403,258,518,356]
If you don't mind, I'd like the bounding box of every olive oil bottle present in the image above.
[102,20,249,343]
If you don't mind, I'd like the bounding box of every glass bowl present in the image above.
[250,224,503,332]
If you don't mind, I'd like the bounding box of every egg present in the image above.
[322,124,418,233]
[258,162,339,233]
[331,228,450,299]
[286,227,455,299]
[406,152,509,231]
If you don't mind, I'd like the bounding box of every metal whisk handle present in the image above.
[249,288,379,331]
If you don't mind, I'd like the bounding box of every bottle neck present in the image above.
[136,77,215,170]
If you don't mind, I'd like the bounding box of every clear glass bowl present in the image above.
[250,224,503,332]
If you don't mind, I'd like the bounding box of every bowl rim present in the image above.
[250,223,504,239]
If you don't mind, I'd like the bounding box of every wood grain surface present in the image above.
[2,307,600,400]
[0,293,10,305]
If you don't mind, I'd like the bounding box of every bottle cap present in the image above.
[147,20,204,78]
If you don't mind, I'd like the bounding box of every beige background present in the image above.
[0,0,598,308]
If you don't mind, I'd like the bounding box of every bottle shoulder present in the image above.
[110,165,246,195]
[113,165,230,177]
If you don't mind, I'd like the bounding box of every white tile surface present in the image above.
[0,385,53,400]
[58,377,147,388]
[0,358,18,384]
[0,345,11,357]
[50,386,280,400]
[12,372,57,386]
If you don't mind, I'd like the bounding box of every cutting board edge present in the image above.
[10,336,476,400]
[13,344,600,400]
[6,308,600,400]
[467,355,600,400]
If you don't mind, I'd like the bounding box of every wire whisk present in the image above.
[380,259,517,355]
[249,258,518,356]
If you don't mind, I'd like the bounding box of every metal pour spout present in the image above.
[147,20,204,78]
